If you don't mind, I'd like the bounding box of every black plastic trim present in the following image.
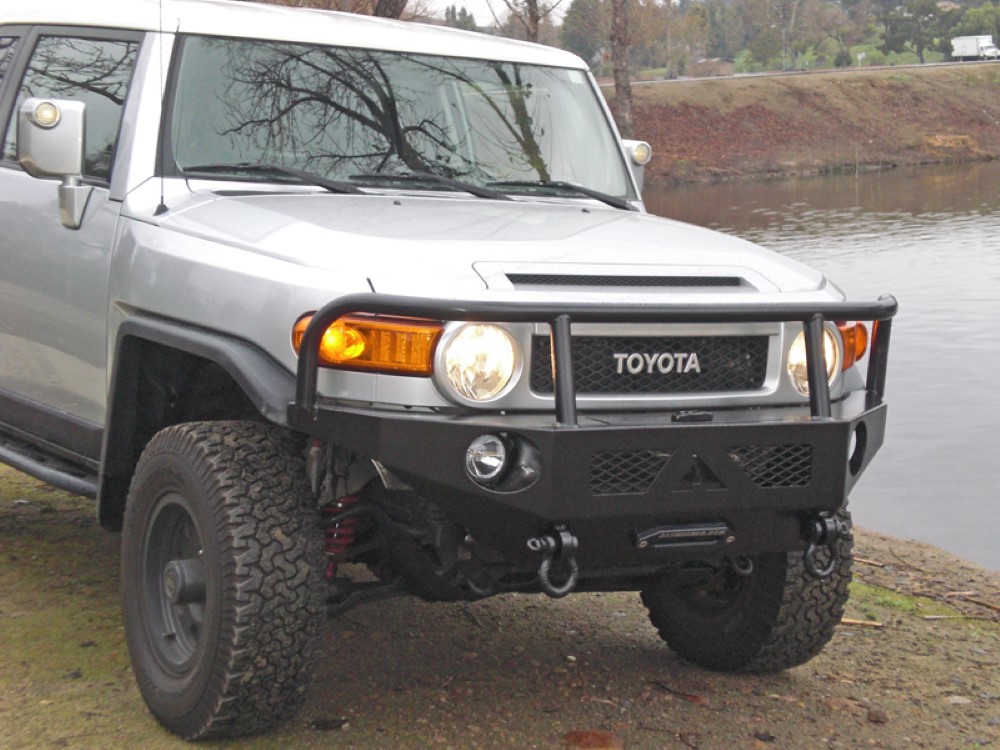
[0,387,102,463]
[97,314,297,527]
[112,315,297,425]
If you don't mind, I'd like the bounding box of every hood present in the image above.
[155,190,826,297]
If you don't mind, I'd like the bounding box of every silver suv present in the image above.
[0,0,896,740]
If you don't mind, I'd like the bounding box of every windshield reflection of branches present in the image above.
[210,40,551,182]
[0,37,17,84]
[25,38,135,105]
[409,57,551,182]
[217,42,464,176]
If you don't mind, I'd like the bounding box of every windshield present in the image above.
[167,35,633,198]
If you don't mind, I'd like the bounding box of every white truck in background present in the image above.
[951,35,1000,60]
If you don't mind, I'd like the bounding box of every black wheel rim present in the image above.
[672,565,754,618]
[142,492,207,675]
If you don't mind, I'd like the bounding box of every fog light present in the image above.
[465,434,508,485]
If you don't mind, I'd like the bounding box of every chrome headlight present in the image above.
[787,327,841,395]
[443,324,519,402]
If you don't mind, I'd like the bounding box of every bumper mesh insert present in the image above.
[590,450,672,496]
[589,444,813,496]
[728,444,813,487]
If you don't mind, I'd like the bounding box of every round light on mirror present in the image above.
[32,101,61,129]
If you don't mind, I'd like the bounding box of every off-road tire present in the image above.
[641,513,853,672]
[121,421,326,739]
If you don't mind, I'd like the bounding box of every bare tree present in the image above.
[610,0,632,138]
[372,0,408,18]
[486,0,564,43]
[239,0,433,22]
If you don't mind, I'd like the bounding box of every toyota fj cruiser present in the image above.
[0,0,896,739]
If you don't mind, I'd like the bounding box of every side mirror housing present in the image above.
[622,139,652,194]
[17,98,92,229]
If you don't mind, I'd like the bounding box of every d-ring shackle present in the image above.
[527,526,579,598]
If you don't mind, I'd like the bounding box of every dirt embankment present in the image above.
[1,466,998,749]
[614,63,1000,183]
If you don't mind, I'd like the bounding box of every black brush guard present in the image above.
[288,293,897,572]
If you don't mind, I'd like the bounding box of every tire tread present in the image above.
[122,421,326,739]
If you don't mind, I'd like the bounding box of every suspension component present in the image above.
[527,525,579,598]
[804,514,852,579]
[729,556,754,577]
[323,494,361,580]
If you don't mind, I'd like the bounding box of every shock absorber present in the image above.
[323,494,360,580]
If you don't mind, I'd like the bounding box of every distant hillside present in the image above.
[610,63,1000,183]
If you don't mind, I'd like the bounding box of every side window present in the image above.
[1,35,139,181]
[0,36,17,85]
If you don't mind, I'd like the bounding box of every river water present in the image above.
[644,162,1000,571]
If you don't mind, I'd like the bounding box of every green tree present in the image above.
[444,4,478,29]
[876,0,958,63]
[703,0,746,60]
[561,0,608,63]
[953,1,1000,41]
[805,0,865,65]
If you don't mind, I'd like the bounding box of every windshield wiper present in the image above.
[487,180,637,211]
[181,163,364,194]
[350,171,512,201]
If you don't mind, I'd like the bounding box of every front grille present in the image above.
[590,450,672,495]
[530,335,768,394]
[728,444,813,487]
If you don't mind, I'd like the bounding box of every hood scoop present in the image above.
[505,273,747,292]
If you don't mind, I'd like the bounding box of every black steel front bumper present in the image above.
[288,294,897,571]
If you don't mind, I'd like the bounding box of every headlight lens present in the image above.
[444,324,518,401]
[787,328,840,395]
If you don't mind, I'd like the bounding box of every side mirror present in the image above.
[17,98,92,229]
[622,139,652,194]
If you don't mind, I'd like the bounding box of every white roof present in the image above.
[0,0,585,67]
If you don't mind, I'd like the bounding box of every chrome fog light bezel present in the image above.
[465,434,509,485]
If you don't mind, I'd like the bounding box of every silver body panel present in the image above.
[113,176,847,412]
[0,16,853,426]
[0,170,120,424]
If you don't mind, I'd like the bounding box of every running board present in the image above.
[0,434,98,498]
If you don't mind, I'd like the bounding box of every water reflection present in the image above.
[646,162,1000,571]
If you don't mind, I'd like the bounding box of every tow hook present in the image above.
[527,525,579,598]
[804,514,852,579]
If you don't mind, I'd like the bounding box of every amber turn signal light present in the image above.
[837,322,868,371]
[292,314,443,375]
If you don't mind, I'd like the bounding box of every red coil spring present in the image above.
[323,494,360,580]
